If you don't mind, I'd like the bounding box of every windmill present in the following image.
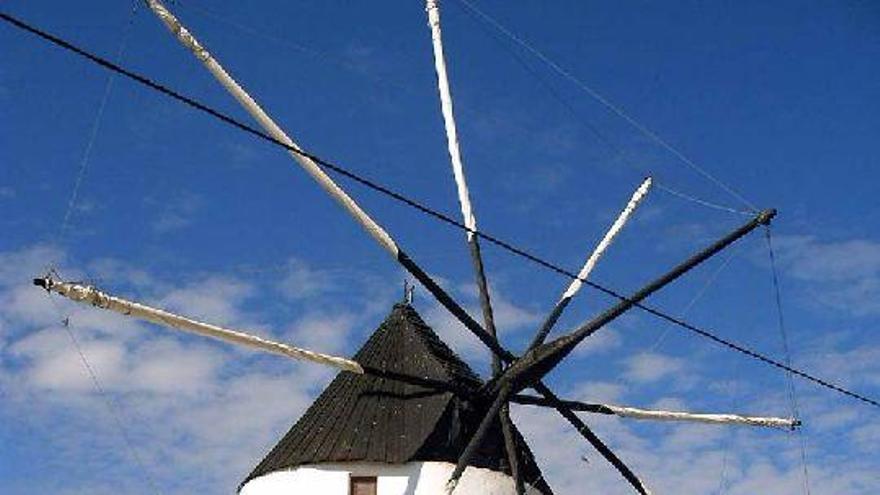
[25,0,808,494]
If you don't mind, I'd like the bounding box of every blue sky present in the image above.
[1,0,878,493]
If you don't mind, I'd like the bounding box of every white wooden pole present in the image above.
[425,0,499,345]
[562,177,652,300]
[601,403,798,429]
[426,0,477,242]
[144,0,397,257]
[35,276,364,374]
[528,177,652,348]
[425,4,525,493]
[512,395,798,430]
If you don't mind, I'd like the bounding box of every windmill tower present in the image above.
[23,0,813,494]
[240,303,551,495]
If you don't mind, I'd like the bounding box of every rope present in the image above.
[35,4,164,491]
[54,2,139,250]
[46,294,163,495]
[174,0,410,94]
[654,183,752,216]
[648,244,741,352]
[2,10,878,410]
[714,356,746,495]
[450,0,751,218]
[765,227,812,495]
[452,0,759,214]
[714,415,732,494]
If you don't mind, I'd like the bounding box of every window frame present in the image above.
[349,475,378,495]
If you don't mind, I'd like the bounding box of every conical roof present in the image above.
[242,303,550,493]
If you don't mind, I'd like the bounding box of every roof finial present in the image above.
[404,280,415,305]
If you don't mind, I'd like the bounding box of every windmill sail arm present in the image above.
[144,0,397,256]
[602,403,799,429]
[511,394,799,430]
[33,276,364,374]
[426,0,476,240]
[425,0,499,356]
[528,177,652,350]
[426,3,525,491]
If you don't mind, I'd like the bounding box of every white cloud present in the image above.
[492,289,542,331]
[148,192,204,234]
[423,302,491,366]
[798,340,880,390]
[286,311,357,357]
[11,326,126,392]
[278,258,334,300]
[849,422,880,453]
[622,352,686,384]
[2,283,64,328]
[0,245,349,493]
[1,244,878,494]
[771,234,880,315]
[0,244,66,288]
[772,235,880,282]
[87,258,158,290]
[159,276,254,325]
[569,380,627,403]
[423,282,540,369]
[129,339,224,395]
[571,326,623,356]
[810,407,860,431]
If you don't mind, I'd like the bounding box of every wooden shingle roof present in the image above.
[242,303,550,493]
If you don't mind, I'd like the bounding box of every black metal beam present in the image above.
[467,239,525,494]
[526,296,574,351]
[493,209,776,395]
[532,383,650,495]
[511,393,616,414]
[448,386,512,490]
[499,404,525,494]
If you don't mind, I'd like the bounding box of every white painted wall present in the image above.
[240,461,538,495]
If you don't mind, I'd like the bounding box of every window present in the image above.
[350,476,377,495]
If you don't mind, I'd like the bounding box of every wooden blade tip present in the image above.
[758,208,777,225]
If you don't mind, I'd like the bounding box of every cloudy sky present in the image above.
[1,0,878,493]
